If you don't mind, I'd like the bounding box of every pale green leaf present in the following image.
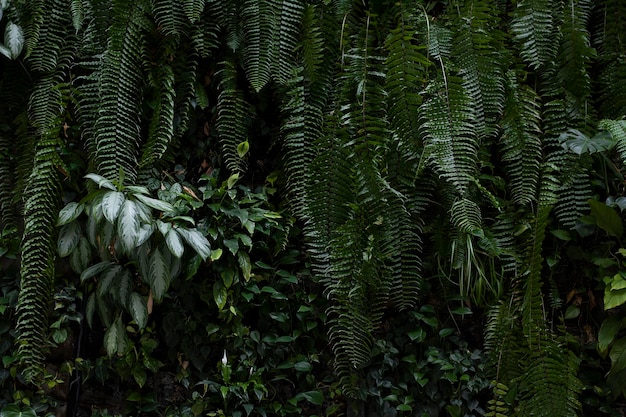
[134,193,175,213]
[211,248,223,261]
[58,222,81,257]
[104,316,128,356]
[102,191,125,223]
[117,199,140,253]
[237,140,250,158]
[136,223,155,246]
[129,292,148,329]
[213,281,227,310]
[177,227,211,260]
[605,288,626,310]
[57,202,84,226]
[0,44,11,59]
[85,173,116,190]
[148,248,169,301]
[165,228,184,258]
[4,22,23,59]
[70,0,84,32]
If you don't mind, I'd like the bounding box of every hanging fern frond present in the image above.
[152,0,189,39]
[599,119,626,164]
[215,59,252,174]
[273,0,305,85]
[242,0,277,92]
[16,134,64,381]
[24,0,72,73]
[92,0,151,183]
[500,71,542,206]
[510,0,560,69]
[419,76,479,195]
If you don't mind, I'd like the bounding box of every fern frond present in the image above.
[419,77,479,195]
[92,0,151,183]
[24,0,72,73]
[242,0,277,92]
[599,119,626,164]
[16,134,64,381]
[273,0,304,85]
[153,0,189,39]
[556,0,594,103]
[510,0,560,69]
[215,59,252,174]
[499,71,542,206]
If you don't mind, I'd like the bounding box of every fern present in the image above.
[92,0,151,183]
[499,71,542,206]
[510,0,560,69]
[215,59,252,174]
[242,0,277,92]
[16,134,64,381]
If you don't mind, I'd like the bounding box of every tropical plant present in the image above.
[2,0,626,415]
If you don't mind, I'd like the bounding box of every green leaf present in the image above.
[177,227,211,260]
[560,129,615,155]
[58,222,81,257]
[550,229,572,241]
[148,248,170,301]
[125,185,149,195]
[211,248,223,261]
[609,337,626,374]
[129,292,148,329]
[133,193,175,213]
[85,173,116,190]
[238,252,252,281]
[213,281,228,310]
[80,261,115,282]
[116,269,133,305]
[4,22,23,59]
[564,305,580,319]
[293,361,312,372]
[117,199,140,253]
[301,391,324,406]
[0,404,37,417]
[58,202,84,226]
[237,140,250,157]
[98,265,122,297]
[224,238,239,255]
[605,288,626,310]
[227,173,239,189]
[102,191,125,223]
[165,228,184,258]
[589,199,623,237]
[104,316,128,356]
[599,317,622,348]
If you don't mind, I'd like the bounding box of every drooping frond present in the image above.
[499,71,542,206]
[419,76,479,195]
[24,0,72,73]
[600,119,626,164]
[16,134,64,381]
[215,59,251,174]
[92,0,151,183]
[510,0,560,69]
[273,0,305,85]
[242,0,276,92]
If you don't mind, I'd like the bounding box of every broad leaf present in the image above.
[177,227,211,260]
[560,129,614,155]
[136,223,155,246]
[148,248,169,301]
[116,269,133,304]
[58,222,81,257]
[0,404,37,417]
[102,191,125,223]
[80,261,115,282]
[4,22,23,59]
[117,199,140,253]
[104,316,128,356]
[599,317,623,348]
[129,292,148,329]
[213,281,227,310]
[133,193,175,213]
[589,199,623,237]
[165,228,184,258]
[238,252,252,281]
[237,140,250,157]
[57,202,84,226]
[98,265,122,297]
[609,337,626,375]
[85,173,116,190]
[70,237,92,273]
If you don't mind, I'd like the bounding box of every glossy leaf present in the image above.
[58,222,81,257]
[148,248,169,301]
[134,193,175,213]
[4,22,23,59]
[80,261,115,282]
[117,199,140,253]
[70,237,92,273]
[165,228,184,258]
[57,202,84,226]
[177,227,211,260]
[102,191,125,223]
[104,316,128,356]
[129,292,148,328]
[85,173,116,190]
